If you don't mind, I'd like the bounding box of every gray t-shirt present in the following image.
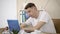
[25,11,56,33]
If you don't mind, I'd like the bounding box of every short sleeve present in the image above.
[39,11,50,23]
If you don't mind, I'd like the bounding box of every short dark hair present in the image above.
[24,3,36,9]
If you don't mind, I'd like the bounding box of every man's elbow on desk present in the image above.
[20,21,45,33]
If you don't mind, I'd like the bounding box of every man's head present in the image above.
[24,3,38,18]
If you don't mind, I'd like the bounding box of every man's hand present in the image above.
[20,23,26,29]
[25,29,32,33]
[23,28,33,33]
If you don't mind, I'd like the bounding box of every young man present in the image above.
[20,3,56,34]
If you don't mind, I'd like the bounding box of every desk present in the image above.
[39,32,59,34]
[19,30,59,34]
[18,30,59,34]
[0,31,60,34]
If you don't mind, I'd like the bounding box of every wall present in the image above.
[17,0,60,20]
[45,0,60,19]
[0,0,17,28]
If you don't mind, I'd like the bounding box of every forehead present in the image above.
[25,8,32,12]
[25,6,36,12]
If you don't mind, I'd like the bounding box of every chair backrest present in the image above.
[53,19,60,33]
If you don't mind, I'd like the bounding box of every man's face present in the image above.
[25,6,37,18]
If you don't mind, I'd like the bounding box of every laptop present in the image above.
[7,20,20,32]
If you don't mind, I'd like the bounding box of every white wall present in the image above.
[0,0,17,28]
[17,0,60,19]
[45,0,60,19]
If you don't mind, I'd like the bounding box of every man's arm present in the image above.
[33,21,46,30]
[23,21,46,32]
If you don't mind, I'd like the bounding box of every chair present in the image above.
[53,19,60,33]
